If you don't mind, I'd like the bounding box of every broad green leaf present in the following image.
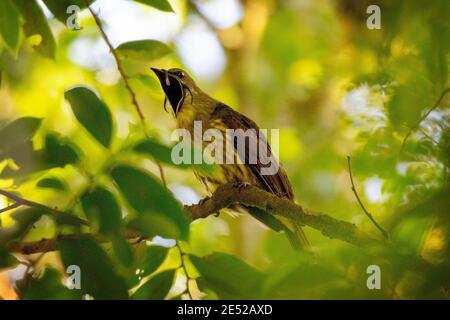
[0,208,45,245]
[132,269,176,300]
[15,0,56,59]
[134,74,160,91]
[0,0,20,55]
[111,165,188,240]
[51,213,88,228]
[133,139,216,174]
[37,177,68,191]
[130,244,168,286]
[134,0,174,12]
[112,235,134,268]
[0,247,19,270]
[388,78,434,128]
[22,268,81,300]
[190,252,264,299]
[0,133,79,179]
[42,0,87,24]
[116,40,171,61]
[59,236,129,300]
[64,86,113,148]
[43,133,80,167]
[0,117,42,157]
[126,215,186,240]
[81,187,122,236]
[133,139,174,164]
[392,216,432,254]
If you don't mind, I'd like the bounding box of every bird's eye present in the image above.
[176,71,185,78]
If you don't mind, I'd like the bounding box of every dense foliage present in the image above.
[0,0,449,300]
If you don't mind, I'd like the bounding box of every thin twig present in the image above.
[84,1,145,123]
[84,1,168,186]
[401,88,450,152]
[0,188,89,226]
[188,0,217,32]
[418,127,439,146]
[0,202,21,214]
[0,189,63,215]
[346,156,389,239]
[176,242,194,300]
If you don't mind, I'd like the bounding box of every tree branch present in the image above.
[7,231,139,255]
[84,0,167,185]
[84,0,145,122]
[400,87,450,152]
[187,183,383,247]
[6,183,384,255]
[347,156,389,239]
[0,188,89,226]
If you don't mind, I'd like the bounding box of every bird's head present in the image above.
[151,67,197,116]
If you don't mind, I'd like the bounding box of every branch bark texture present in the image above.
[7,183,383,255]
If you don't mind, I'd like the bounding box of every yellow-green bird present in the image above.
[151,67,308,250]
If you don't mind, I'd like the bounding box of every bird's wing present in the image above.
[211,103,294,200]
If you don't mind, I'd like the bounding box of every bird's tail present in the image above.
[247,207,308,250]
[284,225,309,251]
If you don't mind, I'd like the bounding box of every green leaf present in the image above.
[112,235,134,268]
[116,40,171,61]
[37,177,68,191]
[15,0,56,59]
[0,208,45,245]
[42,0,87,24]
[22,268,81,300]
[51,213,88,228]
[132,269,175,300]
[0,133,79,179]
[134,0,174,12]
[59,236,129,300]
[64,86,113,148]
[43,133,80,167]
[130,244,168,286]
[0,247,19,270]
[0,117,42,157]
[133,139,216,174]
[388,78,434,128]
[190,252,264,299]
[0,0,21,55]
[81,187,122,236]
[111,165,189,240]
[133,139,174,164]
[134,74,160,91]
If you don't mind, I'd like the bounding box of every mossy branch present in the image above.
[5,183,384,255]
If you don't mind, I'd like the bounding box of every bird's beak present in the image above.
[151,67,183,115]
[150,67,165,81]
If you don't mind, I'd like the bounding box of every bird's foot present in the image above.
[233,181,251,193]
[198,197,210,206]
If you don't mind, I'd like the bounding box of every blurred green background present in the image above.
[0,0,450,300]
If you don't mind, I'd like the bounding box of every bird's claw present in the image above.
[234,182,251,193]
[197,196,210,206]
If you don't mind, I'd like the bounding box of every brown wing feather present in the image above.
[211,103,294,200]
[211,103,308,249]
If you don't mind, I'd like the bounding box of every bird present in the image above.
[151,67,308,250]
